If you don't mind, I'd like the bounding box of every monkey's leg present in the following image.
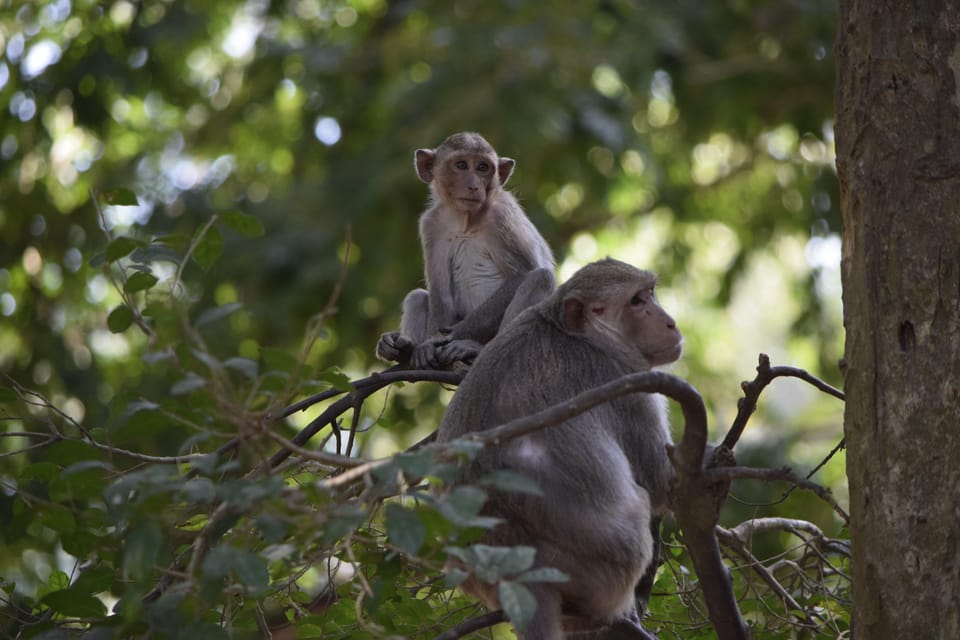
[632,516,662,615]
[518,584,564,640]
[437,268,556,367]
[405,289,458,369]
[400,288,430,343]
[501,267,556,328]
[604,615,659,640]
[376,289,429,363]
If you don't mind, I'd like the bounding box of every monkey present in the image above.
[377,132,556,369]
[435,258,683,640]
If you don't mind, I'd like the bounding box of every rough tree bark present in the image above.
[835,2,960,638]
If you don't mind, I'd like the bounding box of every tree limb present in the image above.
[431,610,507,640]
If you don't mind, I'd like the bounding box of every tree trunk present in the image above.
[835,2,960,638]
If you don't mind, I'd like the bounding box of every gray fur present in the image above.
[436,259,680,640]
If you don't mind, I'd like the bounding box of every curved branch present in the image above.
[722,353,845,450]
[431,610,507,640]
[470,371,708,465]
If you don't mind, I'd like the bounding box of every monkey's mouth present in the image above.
[649,341,683,364]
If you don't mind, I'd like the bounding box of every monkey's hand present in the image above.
[376,331,414,363]
[409,334,452,369]
[437,339,482,367]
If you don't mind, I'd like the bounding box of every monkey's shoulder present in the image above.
[418,204,462,238]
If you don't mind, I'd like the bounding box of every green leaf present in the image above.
[395,448,437,478]
[255,515,289,543]
[385,503,426,555]
[52,468,107,501]
[195,302,243,327]
[219,210,264,237]
[107,305,134,333]
[61,530,100,559]
[130,242,182,265]
[0,387,16,402]
[202,546,269,595]
[261,347,300,374]
[498,581,537,631]
[72,566,115,595]
[317,366,354,392]
[479,470,543,496]
[101,188,138,206]
[517,567,570,584]
[170,374,207,395]
[39,508,76,535]
[105,237,141,262]
[181,623,231,640]
[443,438,485,461]
[21,461,59,482]
[232,551,269,595]
[193,226,223,271]
[124,521,163,581]
[42,589,108,617]
[124,271,159,293]
[224,357,258,380]
[443,568,469,589]
[472,545,536,582]
[180,478,216,504]
[188,453,220,477]
[439,486,493,527]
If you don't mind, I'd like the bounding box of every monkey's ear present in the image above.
[415,149,436,183]
[562,296,587,332]
[498,157,516,186]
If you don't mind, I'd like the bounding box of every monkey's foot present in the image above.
[436,339,482,368]
[606,615,658,640]
[376,332,414,363]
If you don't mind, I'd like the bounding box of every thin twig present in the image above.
[716,526,820,628]
[723,353,844,450]
[705,465,849,524]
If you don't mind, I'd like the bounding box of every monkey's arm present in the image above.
[444,274,525,342]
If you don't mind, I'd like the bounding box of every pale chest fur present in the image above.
[450,233,504,316]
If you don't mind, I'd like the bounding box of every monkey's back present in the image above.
[436,307,665,621]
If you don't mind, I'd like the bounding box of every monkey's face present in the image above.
[618,285,683,367]
[564,267,683,370]
[435,152,500,214]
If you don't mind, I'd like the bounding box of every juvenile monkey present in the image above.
[377,132,555,369]
[436,258,682,640]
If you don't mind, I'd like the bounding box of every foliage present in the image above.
[0,199,850,638]
[1,1,849,638]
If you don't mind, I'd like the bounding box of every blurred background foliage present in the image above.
[1,0,847,637]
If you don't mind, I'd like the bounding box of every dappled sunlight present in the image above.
[0,0,848,636]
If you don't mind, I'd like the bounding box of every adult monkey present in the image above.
[436,259,682,640]
[377,132,555,369]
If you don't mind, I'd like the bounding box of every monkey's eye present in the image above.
[630,293,643,306]
[477,162,490,172]
[455,160,468,170]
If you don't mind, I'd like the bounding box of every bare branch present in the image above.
[725,517,851,558]
[705,465,849,524]
[716,526,820,628]
[264,368,464,470]
[723,353,844,450]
